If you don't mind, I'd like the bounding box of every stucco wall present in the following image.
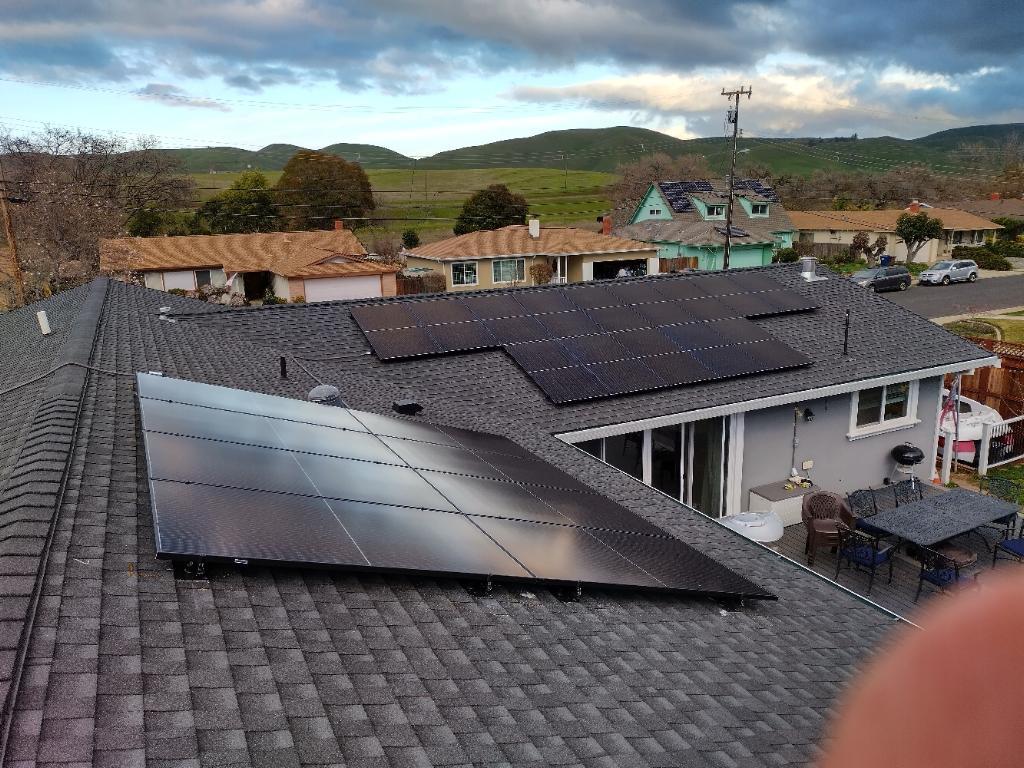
[739,375,942,508]
[631,187,673,223]
[381,272,398,297]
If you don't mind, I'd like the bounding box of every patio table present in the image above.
[865,488,1018,547]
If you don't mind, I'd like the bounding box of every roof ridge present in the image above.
[0,278,108,764]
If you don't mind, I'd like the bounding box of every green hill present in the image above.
[169,142,411,172]
[913,123,1024,150]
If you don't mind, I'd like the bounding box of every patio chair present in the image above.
[979,476,1022,542]
[801,491,848,566]
[834,521,895,594]
[916,546,968,602]
[846,488,892,541]
[891,478,923,507]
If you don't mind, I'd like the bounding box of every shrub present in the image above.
[401,229,420,249]
[167,288,188,296]
[529,261,553,285]
[289,295,305,304]
[773,247,800,263]
[953,245,1012,270]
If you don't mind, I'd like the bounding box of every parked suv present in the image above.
[849,265,911,292]
[918,259,979,285]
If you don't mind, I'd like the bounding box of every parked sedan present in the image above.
[849,265,911,292]
[918,259,979,285]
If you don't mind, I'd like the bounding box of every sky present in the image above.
[0,0,1022,158]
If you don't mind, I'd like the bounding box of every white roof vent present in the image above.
[36,311,52,336]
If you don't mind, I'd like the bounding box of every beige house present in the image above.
[788,203,1002,263]
[100,228,399,303]
[403,221,660,292]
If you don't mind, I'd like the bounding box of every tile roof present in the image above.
[788,208,1003,233]
[0,264,996,766]
[405,225,656,261]
[937,197,1024,220]
[99,229,400,279]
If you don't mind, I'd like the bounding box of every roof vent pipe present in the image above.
[307,384,346,407]
[799,256,821,282]
[528,218,541,239]
[36,310,51,336]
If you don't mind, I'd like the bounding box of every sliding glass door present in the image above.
[578,416,731,517]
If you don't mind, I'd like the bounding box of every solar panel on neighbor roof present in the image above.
[138,374,772,600]
[350,272,817,405]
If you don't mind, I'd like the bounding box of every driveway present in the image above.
[886,273,1024,319]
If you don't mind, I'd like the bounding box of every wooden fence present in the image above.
[947,337,1024,418]
[396,273,446,296]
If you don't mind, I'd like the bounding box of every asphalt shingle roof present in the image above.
[0,263,995,766]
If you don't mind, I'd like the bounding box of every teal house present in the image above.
[614,180,795,271]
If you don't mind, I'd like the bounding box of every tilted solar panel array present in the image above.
[137,374,772,600]
[351,272,817,405]
[657,180,715,212]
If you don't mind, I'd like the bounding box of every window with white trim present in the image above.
[706,204,725,218]
[649,208,662,216]
[849,380,919,437]
[195,269,212,288]
[451,261,478,286]
[751,203,769,216]
[492,258,525,283]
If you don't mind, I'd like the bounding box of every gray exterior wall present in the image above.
[740,375,942,507]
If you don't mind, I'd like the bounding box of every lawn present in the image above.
[189,167,615,239]
[943,317,1024,343]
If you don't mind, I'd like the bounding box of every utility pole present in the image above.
[0,155,24,308]
[721,85,752,270]
[559,152,568,190]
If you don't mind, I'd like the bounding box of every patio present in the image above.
[772,482,1021,619]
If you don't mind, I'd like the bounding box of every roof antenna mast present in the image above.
[721,85,752,271]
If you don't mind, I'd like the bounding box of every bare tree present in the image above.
[370,232,403,265]
[0,127,193,301]
[609,153,712,223]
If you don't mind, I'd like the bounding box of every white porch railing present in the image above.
[550,276,568,284]
[978,414,1024,475]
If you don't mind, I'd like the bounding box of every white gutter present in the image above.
[404,247,658,263]
[556,356,1000,442]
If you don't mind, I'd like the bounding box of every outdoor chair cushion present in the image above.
[842,543,893,568]
[996,538,1024,558]
[922,567,958,587]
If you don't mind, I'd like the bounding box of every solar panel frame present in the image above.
[364,327,441,360]
[349,303,418,331]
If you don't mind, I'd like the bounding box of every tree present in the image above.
[401,229,420,249]
[274,150,374,230]
[453,184,527,235]
[199,170,279,233]
[0,127,192,302]
[370,233,402,265]
[609,152,711,221]
[895,212,943,263]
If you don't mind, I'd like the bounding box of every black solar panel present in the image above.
[734,178,781,202]
[588,358,667,394]
[642,352,717,386]
[139,374,772,600]
[692,344,763,378]
[349,272,817,405]
[714,225,750,238]
[744,338,814,370]
[658,180,715,213]
[350,303,418,331]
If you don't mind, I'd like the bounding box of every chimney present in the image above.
[333,219,344,230]
[908,199,921,213]
[528,218,540,239]
[990,192,1001,201]
[601,215,612,236]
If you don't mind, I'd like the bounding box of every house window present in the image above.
[849,381,919,438]
[972,231,984,244]
[751,203,769,216]
[952,231,964,244]
[649,208,662,216]
[492,258,525,283]
[195,269,212,288]
[451,261,478,286]
[706,205,725,218]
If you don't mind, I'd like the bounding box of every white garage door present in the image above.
[303,275,382,302]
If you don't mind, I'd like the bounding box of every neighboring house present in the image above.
[403,220,659,291]
[100,227,400,302]
[614,179,796,270]
[0,264,997,766]
[789,202,1003,263]
[941,194,1024,224]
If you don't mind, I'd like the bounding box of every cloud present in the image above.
[0,1,1021,131]
[135,83,230,111]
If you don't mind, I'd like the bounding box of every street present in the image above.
[886,274,1024,319]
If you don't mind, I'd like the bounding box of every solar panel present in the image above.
[587,358,667,395]
[744,338,814,370]
[348,272,817,406]
[537,310,601,338]
[585,306,649,333]
[714,225,750,238]
[350,303,417,331]
[140,398,283,449]
[692,344,763,378]
[482,315,549,344]
[139,375,772,600]
[505,339,579,372]
[423,321,498,352]
[364,327,441,360]
[642,352,717,386]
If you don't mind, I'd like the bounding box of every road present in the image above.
[886,274,1024,319]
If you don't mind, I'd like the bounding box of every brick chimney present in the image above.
[907,199,921,213]
[601,216,612,235]
[333,219,344,230]
[990,192,1002,201]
